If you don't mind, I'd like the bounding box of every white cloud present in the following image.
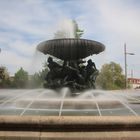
[0,0,140,78]
[76,0,140,78]
[0,50,30,74]
[0,49,46,75]
[0,0,67,75]
[9,40,36,57]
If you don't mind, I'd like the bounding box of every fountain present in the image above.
[37,38,105,90]
[0,22,140,139]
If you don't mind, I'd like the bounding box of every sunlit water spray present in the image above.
[54,19,76,39]
[0,88,139,116]
[59,87,70,116]
[28,19,77,87]
[29,50,46,74]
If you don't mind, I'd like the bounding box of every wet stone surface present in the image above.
[0,88,140,116]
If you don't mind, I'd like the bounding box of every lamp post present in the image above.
[124,44,135,89]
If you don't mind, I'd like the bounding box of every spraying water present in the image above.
[59,88,69,116]
[1,88,138,116]
[30,19,76,73]
[29,50,46,74]
[54,19,76,39]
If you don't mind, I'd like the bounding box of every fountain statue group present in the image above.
[37,38,105,91]
[44,57,99,90]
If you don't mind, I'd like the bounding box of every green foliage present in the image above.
[96,62,125,90]
[73,20,84,38]
[28,73,42,88]
[0,66,9,80]
[14,67,28,88]
[28,65,49,88]
[0,66,11,88]
[32,70,47,88]
[0,65,49,88]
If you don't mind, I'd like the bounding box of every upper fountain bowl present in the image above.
[37,38,105,60]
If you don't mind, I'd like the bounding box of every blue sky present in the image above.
[0,0,140,78]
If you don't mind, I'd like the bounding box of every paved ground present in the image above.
[0,88,140,116]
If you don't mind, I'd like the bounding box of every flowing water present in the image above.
[28,19,76,82]
[29,50,46,74]
[0,88,140,116]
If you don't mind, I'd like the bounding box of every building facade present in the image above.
[128,78,140,89]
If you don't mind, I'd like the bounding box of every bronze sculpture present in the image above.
[37,38,105,91]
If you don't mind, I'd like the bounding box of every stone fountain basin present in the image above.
[0,116,140,131]
[37,38,105,60]
[0,116,140,139]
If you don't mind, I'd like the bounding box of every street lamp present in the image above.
[124,43,135,89]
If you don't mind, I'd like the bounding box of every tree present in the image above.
[14,67,28,88]
[29,69,49,88]
[0,66,11,88]
[0,66,9,80]
[96,62,125,90]
[27,60,49,88]
[28,73,43,88]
